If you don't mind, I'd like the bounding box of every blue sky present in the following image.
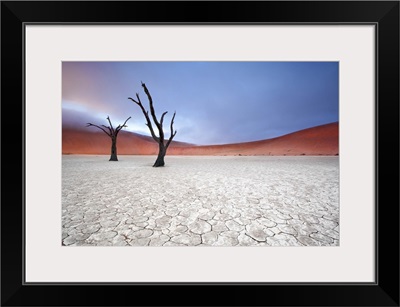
[62,61,338,145]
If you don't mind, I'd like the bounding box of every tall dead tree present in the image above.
[86,116,131,161]
[128,82,177,167]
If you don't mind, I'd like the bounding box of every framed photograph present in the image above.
[1,1,399,306]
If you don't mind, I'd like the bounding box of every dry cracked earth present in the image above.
[62,156,339,247]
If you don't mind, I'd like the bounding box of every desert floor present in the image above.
[62,155,339,247]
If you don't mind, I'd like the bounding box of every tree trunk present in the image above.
[110,137,118,161]
[153,145,166,167]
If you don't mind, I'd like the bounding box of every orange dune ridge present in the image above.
[62,122,338,156]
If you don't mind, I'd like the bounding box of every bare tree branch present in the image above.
[136,93,141,104]
[116,116,131,134]
[86,123,111,137]
[165,112,177,149]
[128,96,159,142]
[106,116,114,135]
[128,97,138,105]
[158,111,168,141]
[101,125,112,135]
[141,82,163,136]
[160,111,168,127]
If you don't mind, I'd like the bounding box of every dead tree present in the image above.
[86,116,131,161]
[128,82,177,167]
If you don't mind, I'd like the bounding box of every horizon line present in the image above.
[63,121,339,147]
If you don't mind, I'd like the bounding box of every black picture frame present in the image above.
[1,1,399,306]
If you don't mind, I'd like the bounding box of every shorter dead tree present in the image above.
[129,82,177,167]
[86,116,131,161]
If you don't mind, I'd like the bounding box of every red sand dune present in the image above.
[62,122,338,156]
